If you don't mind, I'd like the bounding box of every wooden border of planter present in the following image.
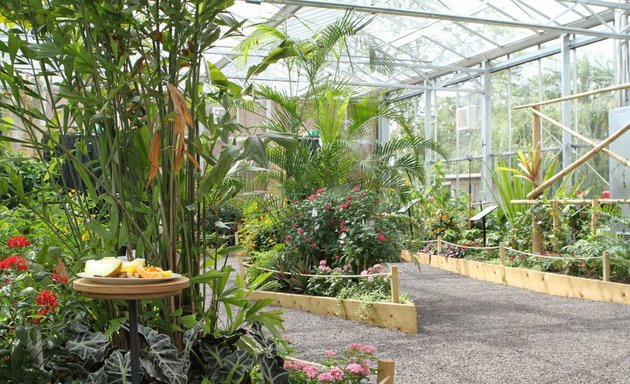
[401,250,630,304]
[249,290,417,334]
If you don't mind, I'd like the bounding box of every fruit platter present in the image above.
[77,257,179,285]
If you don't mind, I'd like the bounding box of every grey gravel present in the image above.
[275,262,630,383]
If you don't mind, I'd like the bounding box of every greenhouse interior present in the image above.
[2,0,630,383]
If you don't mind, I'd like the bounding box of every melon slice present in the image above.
[84,258,123,277]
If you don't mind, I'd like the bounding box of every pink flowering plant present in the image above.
[284,342,377,383]
[282,186,400,274]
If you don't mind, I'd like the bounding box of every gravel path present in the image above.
[276,262,630,383]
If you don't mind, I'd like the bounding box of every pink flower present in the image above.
[378,234,385,242]
[341,226,347,232]
[298,228,305,234]
[319,260,327,266]
[285,236,291,243]
[335,255,340,260]
[343,264,351,271]
[303,365,319,378]
[317,372,334,381]
[347,195,352,201]
[352,186,361,191]
[330,368,344,380]
[325,204,331,210]
[341,203,349,209]
[346,363,369,375]
[292,223,298,227]
[293,200,299,205]
[360,345,376,354]
[311,242,317,248]
[348,342,362,351]
[317,188,325,193]
[360,270,368,276]
[324,350,336,358]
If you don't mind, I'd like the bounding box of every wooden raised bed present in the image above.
[401,250,630,305]
[249,290,417,334]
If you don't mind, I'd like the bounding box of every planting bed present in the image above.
[402,250,630,305]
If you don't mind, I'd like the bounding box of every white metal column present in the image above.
[424,89,433,177]
[481,61,492,201]
[561,34,573,171]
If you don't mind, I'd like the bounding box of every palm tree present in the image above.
[242,12,446,202]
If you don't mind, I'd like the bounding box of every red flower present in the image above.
[33,308,48,325]
[325,204,331,210]
[509,256,515,262]
[311,242,317,248]
[378,234,385,242]
[298,228,305,234]
[347,195,352,201]
[285,236,291,243]
[52,273,69,284]
[317,188,325,193]
[341,226,348,232]
[0,256,28,271]
[37,290,59,310]
[341,203,349,209]
[7,236,31,248]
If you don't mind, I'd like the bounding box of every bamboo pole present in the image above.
[514,82,630,109]
[591,199,599,235]
[528,107,630,168]
[527,122,630,199]
[437,237,443,254]
[499,242,506,265]
[512,198,630,205]
[532,106,542,188]
[390,266,399,304]
[532,202,542,254]
[377,359,395,384]
[603,251,610,282]
[552,200,560,232]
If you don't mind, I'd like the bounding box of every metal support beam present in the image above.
[561,34,573,172]
[560,0,630,12]
[424,88,433,177]
[258,0,629,39]
[481,61,492,201]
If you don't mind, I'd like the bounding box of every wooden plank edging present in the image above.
[249,290,418,334]
[405,251,630,305]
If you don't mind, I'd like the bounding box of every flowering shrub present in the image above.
[284,343,377,383]
[0,236,83,381]
[282,186,400,273]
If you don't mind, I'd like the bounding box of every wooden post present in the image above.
[527,121,630,199]
[603,251,610,282]
[499,242,506,265]
[591,199,599,235]
[552,200,560,232]
[377,359,395,384]
[437,237,443,254]
[236,255,248,287]
[390,266,399,304]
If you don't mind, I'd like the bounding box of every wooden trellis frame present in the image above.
[512,83,630,252]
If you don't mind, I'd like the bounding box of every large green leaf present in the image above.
[103,350,133,384]
[65,321,110,366]
[137,324,188,384]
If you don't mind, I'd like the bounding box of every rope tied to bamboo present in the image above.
[242,262,393,279]
[440,239,500,250]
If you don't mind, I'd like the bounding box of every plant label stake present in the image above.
[469,205,498,247]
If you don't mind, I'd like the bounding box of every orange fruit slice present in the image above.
[137,264,164,278]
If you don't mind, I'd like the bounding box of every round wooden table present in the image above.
[74,276,190,384]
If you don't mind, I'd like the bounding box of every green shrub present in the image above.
[282,186,401,273]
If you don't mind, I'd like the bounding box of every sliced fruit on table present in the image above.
[84,258,123,277]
